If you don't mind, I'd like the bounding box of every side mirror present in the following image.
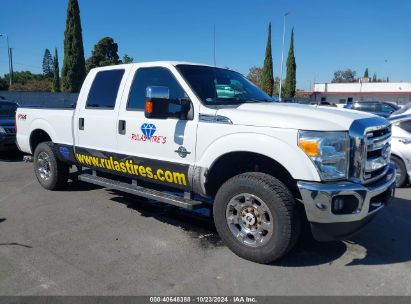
[145,86,170,119]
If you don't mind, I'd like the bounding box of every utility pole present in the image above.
[0,33,12,86]
[279,12,290,102]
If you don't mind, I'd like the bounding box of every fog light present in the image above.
[332,195,360,214]
[332,197,344,213]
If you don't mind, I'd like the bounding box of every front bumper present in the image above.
[297,163,396,241]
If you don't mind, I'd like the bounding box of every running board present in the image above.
[78,173,203,210]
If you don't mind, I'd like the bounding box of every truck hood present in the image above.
[217,103,376,131]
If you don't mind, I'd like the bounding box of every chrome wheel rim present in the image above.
[395,167,402,184]
[393,160,402,185]
[225,193,274,248]
[37,151,52,180]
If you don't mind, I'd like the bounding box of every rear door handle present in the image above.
[79,118,84,130]
[118,120,126,135]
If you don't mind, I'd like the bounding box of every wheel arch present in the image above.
[205,151,301,199]
[30,129,53,154]
[197,133,320,197]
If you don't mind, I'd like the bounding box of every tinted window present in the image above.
[0,102,17,117]
[380,103,396,113]
[86,69,125,109]
[176,65,273,105]
[355,103,375,112]
[399,119,411,133]
[127,67,185,114]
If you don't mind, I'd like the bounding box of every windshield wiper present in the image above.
[241,98,274,103]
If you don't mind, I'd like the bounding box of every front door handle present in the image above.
[118,120,126,135]
[79,118,84,130]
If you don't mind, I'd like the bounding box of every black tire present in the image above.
[33,142,69,190]
[213,172,300,264]
[391,155,407,188]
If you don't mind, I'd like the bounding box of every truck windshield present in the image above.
[0,102,17,117]
[176,64,274,105]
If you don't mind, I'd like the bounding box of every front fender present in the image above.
[196,132,321,182]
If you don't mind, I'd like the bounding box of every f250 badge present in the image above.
[17,114,27,120]
[131,123,167,144]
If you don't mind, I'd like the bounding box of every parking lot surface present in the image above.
[0,152,410,296]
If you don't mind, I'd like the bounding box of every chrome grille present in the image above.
[349,117,392,185]
[363,127,391,183]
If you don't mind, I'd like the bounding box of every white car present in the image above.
[391,102,411,117]
[389,114,411,187]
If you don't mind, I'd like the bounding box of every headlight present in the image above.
[0,127,6,134]
[298,131,350,181]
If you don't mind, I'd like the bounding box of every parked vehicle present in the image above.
[344,101,400,118]
[392,102,411,117]
[389,114,411,187]
[0,100,18,151]
[16,62,396,263]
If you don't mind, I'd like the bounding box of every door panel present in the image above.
[117,66,198,171]
[76,68,130,152]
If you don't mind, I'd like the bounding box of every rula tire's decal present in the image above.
[131,123,167,144]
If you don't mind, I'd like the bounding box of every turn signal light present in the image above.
[299,140,319,157]
[145,100,153,113]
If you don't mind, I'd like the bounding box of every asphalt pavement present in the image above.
[0,151,410,296]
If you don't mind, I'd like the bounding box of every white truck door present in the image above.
[116,65,198,190]
[74,67,130,153]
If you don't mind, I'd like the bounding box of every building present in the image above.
[311,81,411,106]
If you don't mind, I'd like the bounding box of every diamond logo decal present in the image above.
[141,123,157,139]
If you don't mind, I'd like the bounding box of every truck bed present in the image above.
[16,107,74,154]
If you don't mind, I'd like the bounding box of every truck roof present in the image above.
[91,61,230,72]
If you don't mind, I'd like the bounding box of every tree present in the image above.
[61,0,86,93]
[272,76,280,97]
[0,77,8,90]
[363,68,369,78]
[372,73,377,82]
[53,48,61,92]
[10,79,52,92]
[247,66,263,87]
[86,37,121,72]
[261,23,274,96]
[3,71,51,92]
[122,54,134,64]
[42,49,54,77]
[283,28,296,98]
[247,66,280,96]
[331,69,357,83]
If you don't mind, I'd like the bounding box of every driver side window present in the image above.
[127,67,185,115]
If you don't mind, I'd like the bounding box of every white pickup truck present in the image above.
[16,61,396,263]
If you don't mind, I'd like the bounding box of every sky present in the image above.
[0,0,410,90]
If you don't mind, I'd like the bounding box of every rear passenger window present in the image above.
[86,69,125,109]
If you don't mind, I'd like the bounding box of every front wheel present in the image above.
[213,172,300,264]
[33,142,69,190]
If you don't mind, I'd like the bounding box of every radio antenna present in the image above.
[213,25,218,110]
[213,25,217,67]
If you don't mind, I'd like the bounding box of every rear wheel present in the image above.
[391,155,407,188]
[213,172,300,264]
[33,142,69,190]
